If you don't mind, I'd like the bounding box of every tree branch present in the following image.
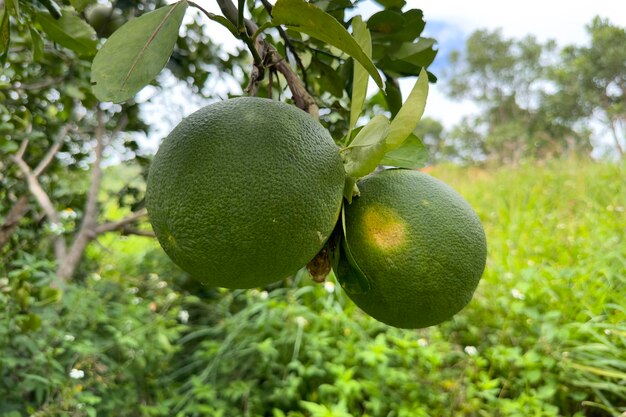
[260,0,309,90]
[57,107,107,281]
[33,126,69,177]
[214,0,318,117]
[12,75,67,91]
[94,209,148,235]
[0,196,29,250]
[120,227,155,238]
[11,150,67,261]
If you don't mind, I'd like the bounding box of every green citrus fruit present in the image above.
[146,97,345,288]
[342,169,487,328]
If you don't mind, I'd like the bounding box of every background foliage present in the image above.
[1,159,624,416]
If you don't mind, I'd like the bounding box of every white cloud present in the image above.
[415,0,626,45]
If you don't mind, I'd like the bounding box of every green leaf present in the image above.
[70,0,94,13]
[349,16,371,136]
[369,9,424,42]
[6,0,20,18]
[385,67,428,151]
[368,9,403,35]
[334,207,370,294]
[0,7,10,61]
[30,28,44,61]
[381,133,428,169]
[37,0,62,19]
[206,13,239,38]
[37,9,97,56]
[391,38,436,60]
[373,0,406,8]
[342,175,358,203]
[272,0,383,89]
[311,60,344,97]
[18,313,42,332]
[91,1,188,103]
[341,115,390,178]
[384,75,402,117]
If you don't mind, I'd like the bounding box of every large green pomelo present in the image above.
[146,97,345,288]
[342,169,487,328]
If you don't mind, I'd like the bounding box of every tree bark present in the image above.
[56,108,106,281]
[0,196,29,250]
[609,119,624,157]
[214,0,319,118]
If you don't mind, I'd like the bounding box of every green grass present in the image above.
[427,158,626,415]
[88,158,626,416]
[4,158,624,416]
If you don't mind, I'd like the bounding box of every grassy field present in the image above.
[3,158,625,416]
[428,158,626,416]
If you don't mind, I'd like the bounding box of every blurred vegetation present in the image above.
[1,159,624,416]
[439,17,625,164]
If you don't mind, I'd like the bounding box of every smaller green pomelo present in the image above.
[146,97,345,289]
[342,169,487,328]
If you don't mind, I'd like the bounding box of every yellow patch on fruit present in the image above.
[361,205,406,250]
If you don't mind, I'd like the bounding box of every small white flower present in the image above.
[604,329,611,335]
[511,288,525,300]
[131,297,142,305]
[166,292,178,302]
[615,206,624,212]
[63,334,75,342]
[178,310,189,324]
[295,316,308,327]
[69,368,85,379]
[417,338,428,347]
[156,281,168,289]
[90,273,101,281]
[464,346,478,356]
[259,291,269,300]
[49,222,65,235]
[60,208,77,220]
[149,273,159,281]
[127,287,139,294]
[324,281,335,293]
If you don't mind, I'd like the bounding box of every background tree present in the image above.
[546,16,626,157]
[445,29,592,164]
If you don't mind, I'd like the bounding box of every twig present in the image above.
[0,196,29,250]
[120,227,155,238]
[214,0,318,117]
[16,139,29,160]
[190,1,262,66]
[33,126,69,177]
[11,152,67,261]
[57,107,107,280]
[259,0,309,90]
[94,209,148,235]
[11,75,67,91]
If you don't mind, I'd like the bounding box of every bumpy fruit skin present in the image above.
[343,169,487,328]
[146,97,345,288]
